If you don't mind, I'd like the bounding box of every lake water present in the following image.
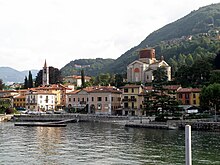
[0,122,219,165]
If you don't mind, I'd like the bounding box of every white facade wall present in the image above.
[26,93,55,111]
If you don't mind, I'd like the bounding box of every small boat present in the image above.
[14,122,67,127]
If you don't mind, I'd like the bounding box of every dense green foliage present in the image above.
[35,67,62,87]
[200,83,220,113]
[23,71,34,89]
[0,79,4,90]
[61,58,115,77]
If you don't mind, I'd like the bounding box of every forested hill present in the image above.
[61,58,115,76]
[61,3,220,76]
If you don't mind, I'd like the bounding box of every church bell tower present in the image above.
[42,60,49,86]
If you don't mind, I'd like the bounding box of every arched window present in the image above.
[134,68,140,72]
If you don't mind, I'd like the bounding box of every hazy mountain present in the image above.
[61,3,220,76]
[0,67,38,84]
[21,70,39,78]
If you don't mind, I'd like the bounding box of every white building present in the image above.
[64,75,91,87]
[25,90,56,111]
[127,48,171,83]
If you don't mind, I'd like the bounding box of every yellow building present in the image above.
[121,85,143,116]
[13,95,26,108]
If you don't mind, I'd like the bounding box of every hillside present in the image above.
[0,67,38,84]
[105,3,220,74]
[61,58,115,77]
[61,3,220,76]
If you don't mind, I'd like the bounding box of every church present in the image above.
[127,48,171,83]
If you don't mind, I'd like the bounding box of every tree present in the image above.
[0,79,4,90]
[35,67,62,87]
[81,69,85,88]
[152,67,168,84]
[185,54,194,66]
[115,74,124,87]
[49,67,62,84]
[190,59,212,86]
[28,71,33,88]
[209,71,220,84]
[200,83,220,119]
[214,51,220,69]
[24,76,28,89]
[35,70,43,87]
[152,67,175,119]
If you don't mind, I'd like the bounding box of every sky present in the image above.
[0,0,219,71]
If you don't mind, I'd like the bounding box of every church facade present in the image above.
[127,48,171,83]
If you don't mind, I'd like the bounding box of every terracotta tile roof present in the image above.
[26,90,55,95]
[90,87,122,94]
[163,85,181,90]
[177,88,201,93]
[67,90,81,95]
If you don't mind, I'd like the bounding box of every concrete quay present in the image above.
[11,114,220,131]
[12,114,142,123]
[178,120,220,131]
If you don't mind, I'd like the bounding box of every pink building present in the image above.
[66,86,122,115]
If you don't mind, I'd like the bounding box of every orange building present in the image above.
[177,88,201,106]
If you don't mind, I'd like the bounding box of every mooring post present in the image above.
[185,125,192,165]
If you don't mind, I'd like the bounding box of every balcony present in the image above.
[122,98,129,102]
[129,98,137,102]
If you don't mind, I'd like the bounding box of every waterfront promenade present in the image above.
[11,113,220,131]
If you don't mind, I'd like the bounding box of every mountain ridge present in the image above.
[0,67,38,84]
[61,3,220,76]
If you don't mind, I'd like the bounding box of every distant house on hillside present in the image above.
[64,75,91,87]
[127,48,171,83]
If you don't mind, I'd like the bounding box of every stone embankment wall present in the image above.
[178,121,220,131]
[12,114,140,123]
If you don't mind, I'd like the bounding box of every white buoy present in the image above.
[185,125,192,165]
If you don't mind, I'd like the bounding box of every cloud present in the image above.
[0,0,219,71]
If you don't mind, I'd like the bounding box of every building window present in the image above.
[132,88,134,93]
[124,88,128,93]
[105,97,108,101]
[97,103,102,110]
[73,98,75,102]
[98,97,102,101]
[46,96,48,103]
[179,94,182,98]
[92,97,94,102]
[185,94,190,99]
[193,100,196,104]
[193,94,196,98]
[69,98,71,102]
